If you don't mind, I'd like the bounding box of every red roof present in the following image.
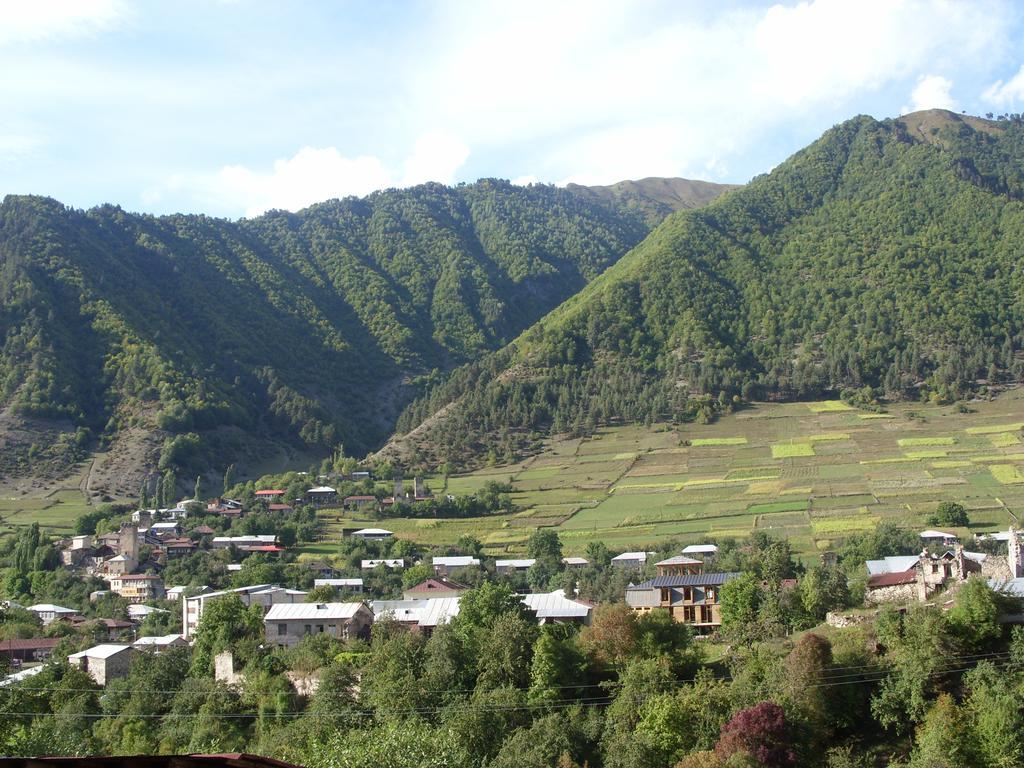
[868,571,917,588]
[193,525,216,534]
[0,637,61,652]
[255,489,284,496]
[405,578,470,594]
[268,504,292,511]
[242,545,285,552]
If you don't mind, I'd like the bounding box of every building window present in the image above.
[660,588,670,603]
[316,624,324,633]
[706,588,716,602]
[304,624,312,635]
[683,606,695,623]
[700,606,712,623]
[277,623,287,636]
[683,587,692,602]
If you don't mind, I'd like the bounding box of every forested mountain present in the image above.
[388,110,1024,467]
[0,178,732,491]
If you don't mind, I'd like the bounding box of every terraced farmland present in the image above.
[322,391,1024,559]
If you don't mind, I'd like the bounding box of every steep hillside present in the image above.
[0,178,732,494]
[388,111,1024,469]
[565,177,740,226]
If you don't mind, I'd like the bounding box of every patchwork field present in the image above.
[0,487,90,539]
[317,391,1024,560]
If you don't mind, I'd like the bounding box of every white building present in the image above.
[351,528,393,540]
[313,578,364,593]
[27,603,79,625]
[681,544,719,557]
[181,583,307,638]
[210,535,278,550]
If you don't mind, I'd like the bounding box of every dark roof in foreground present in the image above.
[868,571,918,588]
[628,572,742,589]
[0,754,302,768]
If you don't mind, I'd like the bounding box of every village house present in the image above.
[182,584,308,638]
[27,603,80,625]
[255,489,285,501]
[865,546,985,604]
[562,557,589,569]
[166,585,212,601]
[108,573,166,603]
[264,602,373,648]
[342,495,377,511]
[521,589,593,625]
[269,503,293,514]
[625,554,740,634]
[362,558,404,570]
[132,634,188,653]
[0,637,61,665]
[163,537,197,558]
[682,544,719,559]
[102,553,137,577]
[611,551,650,569]
[350,528,393,541]
[404,577,470,600]
[495,558,536,574]
[371,596,461,635]
[313,578,364,593]
[84,617,135,642]
[306,486,338,506]
[67,644,137,686]
[431,556,481,576]
[920,529,958,548]
[210,534,279,551]
[145,521,182,540]
[127,604,168,623]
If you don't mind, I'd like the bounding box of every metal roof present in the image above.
[612,551,649,561]
[865,555,919,575]
[432,556,480,567]
[562,557,589,565]
[313,578,363,587]
[681,544,718,554]
[990,577,1024,596]
[352,528,393,536]
[628,572,741,589]
[362,559,404,569]
[372,597,461,627]
[68,643,134,660]
[655,555,702,567]
[28,603,76,614]
[307,486,337,493]
[919,530,957,539]
[264,602,365,621]
[495,558,536,568]
[520,589,591,619]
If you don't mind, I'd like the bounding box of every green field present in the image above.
[0,488,91,538]
[309,391,1024,559]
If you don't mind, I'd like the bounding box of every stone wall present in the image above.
[865,581,918,605]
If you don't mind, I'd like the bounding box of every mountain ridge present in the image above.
[0,176,732,496]
[381,110,1024,469]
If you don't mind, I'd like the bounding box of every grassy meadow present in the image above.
[316,391,1024,559]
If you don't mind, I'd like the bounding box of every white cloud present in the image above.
[0,134,43,163]
[412,0,1013,186]
[510,175,538,187]
[983,64,1024,106]
[145,134,470,217]
[0,0,126,46]
[903,74,957,114]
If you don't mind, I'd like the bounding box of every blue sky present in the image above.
[5,0,1024,218]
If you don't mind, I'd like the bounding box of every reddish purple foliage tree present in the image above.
[715,701,797,768]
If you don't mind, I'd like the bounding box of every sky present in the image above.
[5,0,1024,219]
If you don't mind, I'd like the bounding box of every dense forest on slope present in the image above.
[390,111,1024,467]
[0,178,731,488]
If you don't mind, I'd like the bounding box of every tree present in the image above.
[529,626,586,706]
[222,464,236,493]
[194,475,202,501]
[189,594,265,675]
[719,573,762,638]
[578,603,638,668]
[908,694,978,768]
[527,529,563,562]
[715,701,797,768]
[800,565,850,620]
[930,501,969,527]
[946,577,1001,649]
[454,582,526,631]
